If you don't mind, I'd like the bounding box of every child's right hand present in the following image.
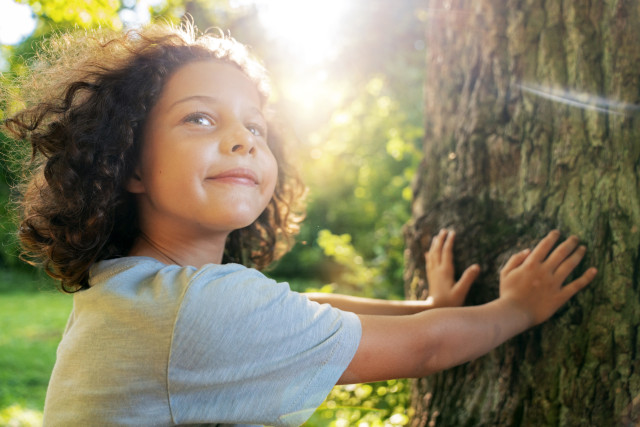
[498,230,598,327]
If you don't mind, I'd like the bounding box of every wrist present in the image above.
[400,299,436,313]
[489,297,536,336]
[427,293,461,309]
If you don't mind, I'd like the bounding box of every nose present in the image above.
[219,122,256,156]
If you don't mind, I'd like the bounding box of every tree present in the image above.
[404,1,640,425]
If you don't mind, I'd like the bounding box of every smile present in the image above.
[207,168,259,186]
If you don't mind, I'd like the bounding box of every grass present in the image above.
[0,269,72,426]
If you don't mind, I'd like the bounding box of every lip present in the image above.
[207,168,259,186]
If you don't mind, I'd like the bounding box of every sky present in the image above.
[0,0,36,45]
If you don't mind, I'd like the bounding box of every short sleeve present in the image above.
[166,264,362,426]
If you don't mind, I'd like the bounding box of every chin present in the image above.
[225,216,262,232]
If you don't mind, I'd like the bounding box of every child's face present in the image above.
[128,60,278,239]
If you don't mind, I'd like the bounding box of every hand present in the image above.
[425,229,480,308]
[499,230,597,326]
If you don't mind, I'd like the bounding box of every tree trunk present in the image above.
[404,1,640,425]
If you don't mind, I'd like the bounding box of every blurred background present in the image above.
[0,0,427,425]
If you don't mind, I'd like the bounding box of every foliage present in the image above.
[0,404,43,427]
[251,0,426,300]
[305,380,413,427]
[270,76,422,299]
[316,229,379,294]
[19,0,121,29]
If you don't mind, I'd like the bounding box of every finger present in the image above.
[454,264,480,297]
[501,249,530,275]
[442,230,456,266]
[554,245,587,280]
[558,267,597,303]
[528,230,561,263]
[546,235,580,271]
[429,229,447,264]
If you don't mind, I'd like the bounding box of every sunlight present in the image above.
[248,0,350,65]
[0,404,43,427]
[518,83,640,115]
[229,0,354,130]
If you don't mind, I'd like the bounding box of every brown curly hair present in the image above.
[2,23,305,292]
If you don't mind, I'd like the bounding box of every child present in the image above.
[3,23,597,426]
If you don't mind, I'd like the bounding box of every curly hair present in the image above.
[2,23,305,292]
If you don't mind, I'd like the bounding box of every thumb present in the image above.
[454,264,480,298]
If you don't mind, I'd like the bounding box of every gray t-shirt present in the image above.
[43,257,362,426]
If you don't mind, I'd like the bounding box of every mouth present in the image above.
[207,168,259,186]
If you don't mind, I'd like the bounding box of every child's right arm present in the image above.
[338,230,598,384]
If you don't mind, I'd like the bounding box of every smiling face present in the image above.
[128,60,278,252]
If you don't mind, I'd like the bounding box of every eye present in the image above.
[184,112,214,127]
[246,123,266,137]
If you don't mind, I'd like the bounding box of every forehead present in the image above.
[158,60,263,109]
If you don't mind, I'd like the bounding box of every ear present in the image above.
[126,169,145,194]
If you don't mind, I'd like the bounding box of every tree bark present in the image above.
[404,1,640,425]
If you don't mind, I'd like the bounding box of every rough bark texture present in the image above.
[404,1,640,425]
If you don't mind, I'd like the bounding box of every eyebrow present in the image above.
[168,95,218,110]
[168,95,264,118]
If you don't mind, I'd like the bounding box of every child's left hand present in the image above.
[425,229,480,308]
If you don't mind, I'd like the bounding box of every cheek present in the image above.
[144,141,204,179]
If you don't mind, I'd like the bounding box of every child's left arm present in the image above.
[306,229,479,315]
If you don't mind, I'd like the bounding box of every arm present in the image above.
[306,229,479,315]
[304,293,435,315]
[338,230,598,384]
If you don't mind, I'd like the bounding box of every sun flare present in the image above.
[250,0,350,65]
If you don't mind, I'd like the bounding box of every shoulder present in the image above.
[89,256,256,290]
[177,262,304,329]
[187,261,291,305]
[88,257,290,309]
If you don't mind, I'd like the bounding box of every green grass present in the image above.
[0,269,71,426]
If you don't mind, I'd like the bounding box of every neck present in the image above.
[128,228,228,268]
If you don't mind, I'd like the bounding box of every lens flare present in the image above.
[249,0,350,65]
